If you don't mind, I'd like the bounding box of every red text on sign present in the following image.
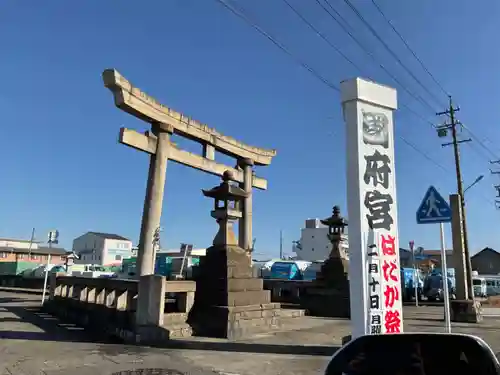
[384,310,401,333]
[382,259,398,283]
[381,234,396,256]
[384,285,400,308]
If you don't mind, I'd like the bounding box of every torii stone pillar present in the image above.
[238,158,254,254]
[102,68,277,276]
[136,123,172,277]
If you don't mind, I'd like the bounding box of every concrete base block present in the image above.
[450,299,483,323]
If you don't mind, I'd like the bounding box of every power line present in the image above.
[342,0,445,109]
[466,137,498,165]
[367,0,500,183]
[281,0,436,130]
[213,0,340,93]
[219,0,435,134]
[280,0,366,75]
[212,0,473,192]
[348,0,499,203]
[461,122,500,162]
[315,0,437,116]
[217,0,497,209]
[398,135,449,174]
[370,0,450,98]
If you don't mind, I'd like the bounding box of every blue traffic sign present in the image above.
[416,186,452,224]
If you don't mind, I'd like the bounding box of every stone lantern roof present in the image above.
[202,171,248,201]
[320,205,348,229]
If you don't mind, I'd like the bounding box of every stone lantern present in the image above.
[202,170,247,247]
[189,170,286,339]
[321,205,348,260]
[316,205,349,284]
[302,205,350,318]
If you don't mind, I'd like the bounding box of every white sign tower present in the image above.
[341,78,402,338]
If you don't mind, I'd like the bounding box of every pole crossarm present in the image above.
[103,69,277,166]
[119,128,268,190]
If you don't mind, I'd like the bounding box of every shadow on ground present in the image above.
[0,297,24,304]
[0,292,339,356]
[409,317,444,322]
[0,296,116,344]
[163,340,339,356]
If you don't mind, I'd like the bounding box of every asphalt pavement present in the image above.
[2,291,500,375]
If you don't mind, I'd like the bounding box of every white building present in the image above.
[157,248,207,257]
[292,219,349,261]
[72,232,133,266]
[130,247,207,258]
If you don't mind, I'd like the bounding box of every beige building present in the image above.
[73,232,132,266]
[0,237,68,267]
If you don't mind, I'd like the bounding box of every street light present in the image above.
[463,175,484,194]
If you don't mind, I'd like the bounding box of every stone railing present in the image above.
[44,274,196,342]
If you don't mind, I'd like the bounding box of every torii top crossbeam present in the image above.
[102,69,276,166]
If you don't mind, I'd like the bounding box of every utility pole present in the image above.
[279,230,283,260]
[27,228,35,258]
[490,160,500,209]
[436,96,473,299]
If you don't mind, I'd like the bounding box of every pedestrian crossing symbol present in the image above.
[416,186,452,224]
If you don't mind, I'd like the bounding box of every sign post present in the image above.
[409,240,419,307]
[416,186,452,333]
[178,243,193,279]
[42,230,59,304]
[342,78,402,338]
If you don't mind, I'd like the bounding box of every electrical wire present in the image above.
[214,0,496,207]
[282,0,436,130]
[366,0,500,195]
[342,0,445,109]
[315,0,437,117]
[370,0,450,98]
[213,0,340,93]
[280,0,366,76]
[336,0,500,201]
[461,122,500,162]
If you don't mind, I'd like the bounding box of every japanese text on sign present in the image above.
[362,108,402,335]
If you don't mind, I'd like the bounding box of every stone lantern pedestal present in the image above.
[302,206,351,318]
[188,171,300,339]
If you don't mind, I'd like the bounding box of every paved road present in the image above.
[0,292,221,375]
[2,291,500,375]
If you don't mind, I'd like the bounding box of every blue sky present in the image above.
[1,0,499,257]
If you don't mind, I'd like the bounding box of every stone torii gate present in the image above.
[102,69,276,277]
